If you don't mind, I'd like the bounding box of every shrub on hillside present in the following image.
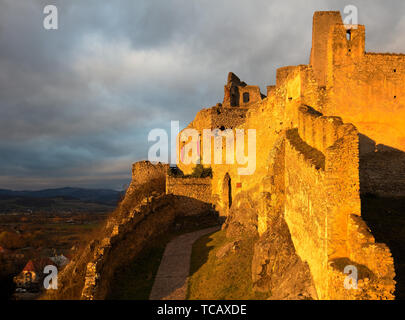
[191,164,212,178]
[167,166,184,178]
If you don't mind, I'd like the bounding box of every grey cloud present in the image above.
[0,0,404,190]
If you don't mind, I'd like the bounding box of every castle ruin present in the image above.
[170,11,405,299]
[51,11,405,300]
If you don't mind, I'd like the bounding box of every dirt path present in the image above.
[149,226,220,300]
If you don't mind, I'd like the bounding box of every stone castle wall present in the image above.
[48,162,176,300]
[81,193,177,300]
[77,10,405,301]
[310,11,343,86]
[283,106,395,299]
[166,176,212,204]
[324,24,405,152]
[284,128,329,298]
[80,161,217,299]
[130,161,169,189]
[284,106,359,299]
[48,10,403,301]
[166,176,214,216]
[172,10,402,298]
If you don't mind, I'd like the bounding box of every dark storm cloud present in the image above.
[0,0,404,190]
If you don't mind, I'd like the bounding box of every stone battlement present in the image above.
[297,105,356,157]
[172,11,404,299]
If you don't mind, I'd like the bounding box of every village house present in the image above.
[14,258,56,292]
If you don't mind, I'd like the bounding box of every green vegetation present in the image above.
[167,166,185,178]
[168,164,212,179]
[190,164,213,178]
[187,230,267,300]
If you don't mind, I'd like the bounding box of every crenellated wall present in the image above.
[283,106,394,299]
[81,193,177,300]
[172,10,402,300]
[284,128,329,298]
[128,161,169,195]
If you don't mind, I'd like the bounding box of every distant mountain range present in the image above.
[0,187,123,205]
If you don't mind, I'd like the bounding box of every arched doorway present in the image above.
[223,173,232,210]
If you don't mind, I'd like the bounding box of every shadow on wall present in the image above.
[359,133,405,300]
[172,195,217,217]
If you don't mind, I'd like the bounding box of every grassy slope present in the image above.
[106,215,220,300]
[187,230,267,300]
[106,233,171,300]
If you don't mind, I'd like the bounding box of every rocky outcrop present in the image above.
[223,192,259,240]
[252,217,317,300]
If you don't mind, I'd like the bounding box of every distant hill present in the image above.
[0,187,123,205]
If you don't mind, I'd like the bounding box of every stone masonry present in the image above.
[172,11,403,300]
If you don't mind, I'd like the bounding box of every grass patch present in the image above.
[187,230,267,300]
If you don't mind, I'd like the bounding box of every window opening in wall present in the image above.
[243,92,250,103]
[230,86,239,107]
[346,29,352,41]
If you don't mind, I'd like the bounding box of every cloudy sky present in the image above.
[0,0,404,190]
